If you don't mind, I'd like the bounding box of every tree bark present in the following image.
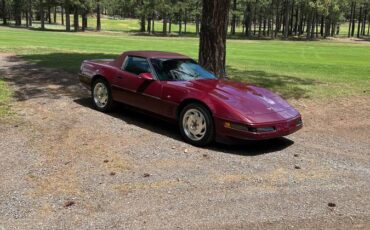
[82,10,87,31]
[351,1,356,37]
[2,0,7,25]
[54,6,57,23]
[65,0,70,31]
[348,1,354,37]
[283,0,290,39]
[147,17,151,33]
[245,2,252,37]
[14,0,22,26]
[198,0,231,78]
[26,11,29,27]
[357,6,362,38]
[169,18,172,33]
[231,0,237,35]
[40,0,45,30]
[362,4,368,35]
[48,5,51,24]
[73,6,79,31]
[28,0,33,26]
[151,13,155,34]
[195,15,200,36]
[61,7,64,25]
[96,0,101,31]
[163,15,167,35]
[140,15,145,32]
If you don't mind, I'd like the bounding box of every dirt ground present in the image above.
[0,54,369,229]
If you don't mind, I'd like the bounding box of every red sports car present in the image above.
[79,51,302,146]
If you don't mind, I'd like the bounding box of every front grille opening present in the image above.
[250,127,276,133]
[228,122,276,133]
[296,118,303,127]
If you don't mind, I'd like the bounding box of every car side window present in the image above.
[123,56,151,75]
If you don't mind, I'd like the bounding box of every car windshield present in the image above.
[150,58,216,81]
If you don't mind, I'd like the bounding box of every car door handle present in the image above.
[117,76,123,80]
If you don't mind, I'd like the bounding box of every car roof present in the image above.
[123,51,191,59]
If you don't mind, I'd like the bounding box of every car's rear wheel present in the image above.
[92,79,114,112]
[179,103,214,146]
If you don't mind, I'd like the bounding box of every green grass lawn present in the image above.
[0,80,12,116]
[0,26,369,100]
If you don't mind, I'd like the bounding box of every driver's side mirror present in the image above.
[138,72,154,81]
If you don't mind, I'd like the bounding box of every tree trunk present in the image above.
[2,0,7,25]
[289,0,294,35]
[96,0,101,31]
[73,7,79,31]
[198,0,231,78]
[14,0,22,26]
[178,13,182,36]
[65,0,70,31]
[28,0,33,26]
[231,0,237,35]
[351,1,356,37]
[320,15,324,37]
[163,16,167,35]
[61,7,64,25]
[54,6,57,23]
[151,13,155,34]
[294,4,299,35]
[169,18,172,33]
[306,10,312,39]
[40,0,45,30]
[245,2,252,37]
[195,15,200,36]
[26,11,29,27]
[348,1,354,37]
[283,0,290,39]
[82,10,87,31]
[48,6,51,24]
[258,13,262,37]
[147,17,151,33]
[184,10,187,34]
[140,15,145,32]
[357,6,362,38]
[362,4,368,35]
[274,1,280,37]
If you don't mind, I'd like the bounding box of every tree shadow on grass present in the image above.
[0,53,117,101]
[226,65,318,99]
[1,52,295,155]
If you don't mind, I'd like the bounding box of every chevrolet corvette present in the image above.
[79,51,302,146]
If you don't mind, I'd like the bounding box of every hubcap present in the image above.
[182,108,207,141]
[93,82,109,108]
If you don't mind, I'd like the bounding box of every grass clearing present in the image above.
[0,79,12,116]
[0,26,369,100]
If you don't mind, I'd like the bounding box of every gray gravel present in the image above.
[0,54,370,229]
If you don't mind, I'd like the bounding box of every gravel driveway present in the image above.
[0,54,369,229]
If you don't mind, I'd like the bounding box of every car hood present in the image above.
[189,79,294,116]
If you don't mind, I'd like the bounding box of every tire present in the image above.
[179,103,214,147]
[91,78,115,112]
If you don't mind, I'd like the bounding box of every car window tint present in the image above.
[124,56,151,75]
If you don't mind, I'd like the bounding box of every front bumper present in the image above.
[214,115,303,142]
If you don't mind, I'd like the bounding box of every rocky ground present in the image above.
[0,54,369,229]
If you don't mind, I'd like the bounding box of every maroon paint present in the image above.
[79,51,302,143]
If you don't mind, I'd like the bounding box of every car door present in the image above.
[112,56,164,114]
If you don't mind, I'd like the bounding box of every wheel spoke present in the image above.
[182,108,207,141]
[93,82,109,108]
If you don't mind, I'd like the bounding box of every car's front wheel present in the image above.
[92,78,114,112]
[179,103,214,146]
